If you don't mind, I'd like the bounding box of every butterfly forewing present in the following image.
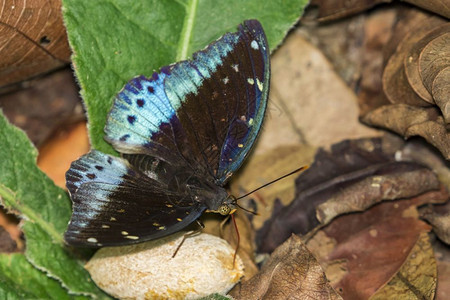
[105,20,270,183]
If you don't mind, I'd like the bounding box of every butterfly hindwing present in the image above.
[104,20,270,184]
[65,150,206,247]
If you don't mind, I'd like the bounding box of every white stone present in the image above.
[85,232,244,299]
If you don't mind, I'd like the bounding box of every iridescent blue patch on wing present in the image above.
[105,74,176,148]
[65,151,131,236]
[164,33,240,109]
[66,150,129,194]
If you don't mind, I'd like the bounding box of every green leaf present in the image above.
[0,112,108,298]
[62,0,309,154]
[0,253,84,299]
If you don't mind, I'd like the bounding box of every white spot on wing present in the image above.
[125,236,139,240]
[247,78,254,85]
[223,77,229,84]
[121,231,129,235]
[102,225,110,229]
[256,78,263,91]
[251,40,259,50]
[87,237,98,243]
[232,64,239,72]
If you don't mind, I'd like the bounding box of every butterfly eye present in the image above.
[218,204,232,216]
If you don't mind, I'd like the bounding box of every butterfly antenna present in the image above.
[234,165,308,201]
[234,202,259,215]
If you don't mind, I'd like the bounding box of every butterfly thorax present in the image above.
[180,174,233,214]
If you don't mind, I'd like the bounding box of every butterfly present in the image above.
[64,20,270,247]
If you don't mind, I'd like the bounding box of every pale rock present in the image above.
[85,232,243,299]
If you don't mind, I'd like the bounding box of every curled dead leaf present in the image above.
[404,24,450,104]
[229,234,341,300]
[0,0,71,88]
[309,0,386,22]
[362,104,450,159]
[419,30,450,94]
[316,164,440,224]
[383,16,446,106]
[432,66,450,126]
[421,201,450,245]
[398,138,450,189]
[404,0,450,19]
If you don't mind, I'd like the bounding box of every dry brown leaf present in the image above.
[382,7,431,60]
[317,166,440,225]
[432,66,450,126]
[230,234,341,300]
[313,196,436,299]
[419,30,450,94]
[362,104,450,159]
[424,212,450,244]
[371,232,437,299]
[309,0,386,22]
[404,25,450,104]
[0,69,83,146]
[382,15,446,106]
[309,0,450,21]
[421,201,450,245]
[0,0,70,87]
[399,138,450,189]
[404,0,450,19]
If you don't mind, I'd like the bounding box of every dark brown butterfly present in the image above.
[64,20,270,247]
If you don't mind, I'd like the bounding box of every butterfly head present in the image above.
[217,195,238,216]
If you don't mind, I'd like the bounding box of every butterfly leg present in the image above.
[171,220,205,258]
[219,213,240,267]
